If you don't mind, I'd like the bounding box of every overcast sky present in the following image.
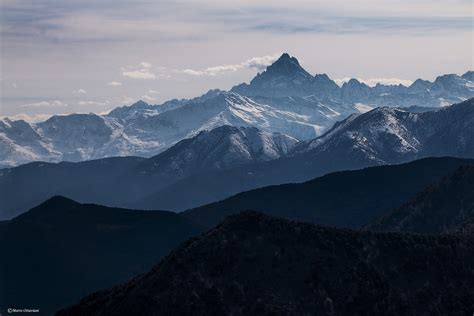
[0,0,472,121]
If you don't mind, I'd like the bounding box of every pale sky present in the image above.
[0,0,472,121]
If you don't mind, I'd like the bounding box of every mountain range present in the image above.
[0,125,298,219]
[1,53,473,168]
[1,99,473,220]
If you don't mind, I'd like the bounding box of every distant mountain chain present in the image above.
[1,99,473,219]
[1,53,473,168]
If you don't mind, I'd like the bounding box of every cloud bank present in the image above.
[122,62,157,79]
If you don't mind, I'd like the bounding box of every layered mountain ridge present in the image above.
[0,125,298,219]
[182,157,474,228]
[1,53,473,168]
[1,99,473,219]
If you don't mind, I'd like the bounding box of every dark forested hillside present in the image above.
[369,165,474,234]
[58,212,474,316]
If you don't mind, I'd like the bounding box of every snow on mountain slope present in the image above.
[0,118,60,168]
[118,91,356,145]
[0,91,351,168]
[29,113,165,162]
[365,72,474,108]
[0,113,165,168]
[299,98,474,164]
[197,92,352,138]
[301,107,425,164]
[138,125,298,178]
[107,89,223,121]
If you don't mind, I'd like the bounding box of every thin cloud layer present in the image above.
[20,100,68,108]
[181,53,280,76]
